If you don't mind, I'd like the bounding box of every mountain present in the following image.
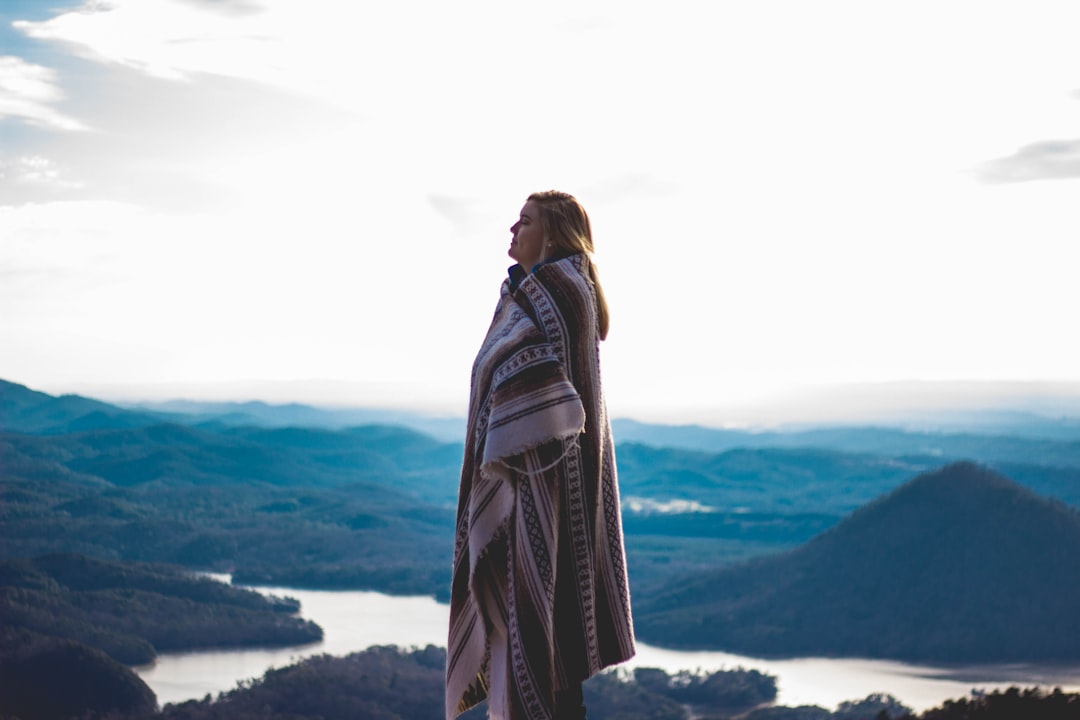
[124,398,467,442]
[615,442,1080,517]
[1,422,457,596]
[9,378,1080,469]
[0,378,468,441]
[0,628,157,720]
[0,379,161,434]
[1,419,460,497]
[5,377,1080,600]
[633,462,1080,662]
[616,444,935,514]
[611,418,1080,468]
[0,554,321,664]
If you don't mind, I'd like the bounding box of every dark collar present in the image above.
[507,257,563,292]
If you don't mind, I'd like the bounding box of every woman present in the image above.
[446,191,635,720]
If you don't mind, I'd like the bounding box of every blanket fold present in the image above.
[447,254,635,720]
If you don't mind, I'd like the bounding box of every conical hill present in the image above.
[633,461,1080,662]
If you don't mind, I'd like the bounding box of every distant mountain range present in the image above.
[5,377,1080,662]
[6,378,1080,460]
[0,380,163,435]
[633,462,1080,662]
[0,379,460,597]
[0,379,466,441]
[611,418,1080,466]
[5,377,1079,513]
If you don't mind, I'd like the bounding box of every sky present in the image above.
[2,0,1079,426]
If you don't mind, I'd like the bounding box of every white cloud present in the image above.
[13,1,279,82]
[978,139,1080,183]
[12,0,505,109]
[0,155,85,191]
[0,56,87,130]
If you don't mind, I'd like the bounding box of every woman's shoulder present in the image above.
[523,255,597,332]
[525,254,590,297]
[535,253,590,284]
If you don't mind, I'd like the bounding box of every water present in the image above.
[137,581,1080,713]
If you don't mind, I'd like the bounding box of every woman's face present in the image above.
[509,201,546,270]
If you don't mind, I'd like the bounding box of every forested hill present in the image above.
[1,428,457,596]
[7,378,1080,468]
[0,554,323,720]
[611,418,1080,467]
[5,378,1080,599]
[0,379,162,434]
[0,379,464,440]
[0,554,321,665]
[633,462,1080,663]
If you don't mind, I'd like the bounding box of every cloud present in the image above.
[0,155,84,192]
[175,0,265,17]
[13,1,281,82]
[978,139,1080,183]
[427,194,488,235]
[8,0,596,124]
[0,56,87,130]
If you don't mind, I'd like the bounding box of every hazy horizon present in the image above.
[3,1,1078,422]
[24,376,1080,430]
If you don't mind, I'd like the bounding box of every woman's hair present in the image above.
[527,190,611,340]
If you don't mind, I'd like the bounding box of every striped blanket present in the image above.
[446,254,635,720]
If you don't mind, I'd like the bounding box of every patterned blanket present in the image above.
[446,254,635,720]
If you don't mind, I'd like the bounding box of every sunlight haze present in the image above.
[2,0,1079,426]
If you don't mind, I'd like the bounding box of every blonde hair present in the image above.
[527,190,610,340]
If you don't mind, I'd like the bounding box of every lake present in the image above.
[137,581,1080,713]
